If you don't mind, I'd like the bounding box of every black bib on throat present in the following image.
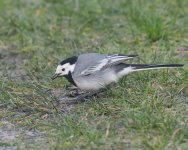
[64,71,77,87]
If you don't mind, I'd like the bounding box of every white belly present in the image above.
[74,71,118,91]
[75,79,104,91]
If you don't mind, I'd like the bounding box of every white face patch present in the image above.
[55,63,75,76]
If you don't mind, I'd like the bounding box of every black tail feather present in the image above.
[130,64,184,70]
[118,54,139,58]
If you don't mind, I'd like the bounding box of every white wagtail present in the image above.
[52,53,183,91]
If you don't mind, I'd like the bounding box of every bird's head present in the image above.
[51,56,78,80]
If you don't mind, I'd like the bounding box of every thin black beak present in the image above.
[51,73,61,80]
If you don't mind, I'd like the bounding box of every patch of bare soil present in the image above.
[0,121,49,150]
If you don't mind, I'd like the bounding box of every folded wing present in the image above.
[81,54,138,76]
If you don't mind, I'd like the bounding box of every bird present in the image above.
[52,53,183,91]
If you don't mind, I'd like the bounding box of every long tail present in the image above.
[116,63,183,78]
[130,64,184,71]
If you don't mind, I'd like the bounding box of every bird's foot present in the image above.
[60,90,100,103]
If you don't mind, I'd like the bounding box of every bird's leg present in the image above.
[65,86,80,97]
[66,86,79,91]
[68,89,88,97]
[66,86,93,97]
[60,90,102,103]
[75,91,98,99]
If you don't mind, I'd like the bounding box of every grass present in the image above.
[0,0,188,149]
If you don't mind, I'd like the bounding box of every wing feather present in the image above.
[80,54,138,76]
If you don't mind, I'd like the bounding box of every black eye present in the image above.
[62,68,65,71]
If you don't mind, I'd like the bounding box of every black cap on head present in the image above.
[60,56,78,65]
